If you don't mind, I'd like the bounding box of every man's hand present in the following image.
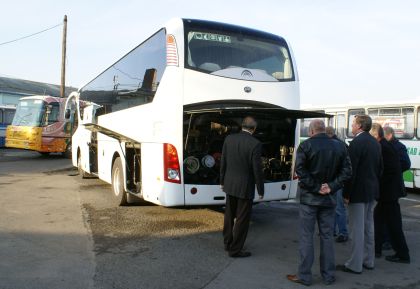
[344,197,349,205]
[220,185,224,191]
[258,194,264,200]
[319,183,331,195]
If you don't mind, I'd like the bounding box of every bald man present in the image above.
[287,119,352,286]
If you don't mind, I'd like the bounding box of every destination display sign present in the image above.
[192,32,231,43]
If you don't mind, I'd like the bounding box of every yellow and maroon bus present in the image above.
[6,95,73,157]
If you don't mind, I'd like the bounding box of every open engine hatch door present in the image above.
[184,107,331,119]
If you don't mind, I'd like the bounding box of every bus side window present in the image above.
[79,29,166,113]
[368,107,414,139]
[337,114,346,140]
[300,119,311,137]
[417,108,420,139]
[4,109,14,124]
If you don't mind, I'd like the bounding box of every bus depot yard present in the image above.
[0,148,419,289]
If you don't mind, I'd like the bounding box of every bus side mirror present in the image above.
[65,109,71,120]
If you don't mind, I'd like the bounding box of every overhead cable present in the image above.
[0,23,62,46]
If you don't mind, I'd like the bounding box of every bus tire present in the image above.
[111,157,128,206]
[63,143,72,159]
[77,152,89,179]
[39,152,50,157]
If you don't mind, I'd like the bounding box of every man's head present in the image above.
[370,123,384,141]
[242,116,257,133]
[308,119,326,137]
[351,114,372,135]
[325,126,335,138]
[384,126,395,141]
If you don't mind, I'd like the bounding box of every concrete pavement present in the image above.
[0,149,94,289]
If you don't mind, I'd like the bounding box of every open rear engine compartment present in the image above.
[183,110,297,185]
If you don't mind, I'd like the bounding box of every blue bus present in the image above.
[0,105,16,147]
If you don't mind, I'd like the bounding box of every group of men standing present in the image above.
[220,115,411,286]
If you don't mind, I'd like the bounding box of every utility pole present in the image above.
[60,15,67,98]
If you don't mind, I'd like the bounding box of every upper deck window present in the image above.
[184,21,294,82]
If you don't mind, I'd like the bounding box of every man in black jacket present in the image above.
[287,119,352,286]
[220,116,264,258]
[384,126,411,172]
[340,115,383,274]
[371,123,410,263]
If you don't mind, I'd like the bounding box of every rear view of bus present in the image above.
[6,96,72,156]
[72,18,323,207]
[181,19,321,205]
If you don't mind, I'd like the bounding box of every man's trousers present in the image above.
[298,204,336,285]
[223,194,253,256]
[374,200,409,259]
[345,201,375,272]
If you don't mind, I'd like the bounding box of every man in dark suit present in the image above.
[220,116,264,258]
[371,123,410,263]
[339,115,383,274]
[287,119,352,286]
[381,126,411,250]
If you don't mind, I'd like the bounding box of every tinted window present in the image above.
[347,108,365,137]
[185,25,293,82]
[80,29,166,113]
[368,107,414,139]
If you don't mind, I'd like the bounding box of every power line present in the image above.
[0,23,62,47]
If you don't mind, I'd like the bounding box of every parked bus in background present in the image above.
[0,105,16,147]
[301,103,420,189]
[67,18,325,207]
[6,95,73,157]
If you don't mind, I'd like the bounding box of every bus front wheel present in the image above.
[111,157,128,206]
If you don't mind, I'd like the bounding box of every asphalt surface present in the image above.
[1,148,420,289]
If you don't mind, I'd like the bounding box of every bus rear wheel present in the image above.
[111,157,128,206]
[77,153,89,179]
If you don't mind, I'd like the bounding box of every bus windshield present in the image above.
[185,23,294,82]
[12,99,45,127]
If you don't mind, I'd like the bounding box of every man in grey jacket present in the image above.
[287,119,352,286]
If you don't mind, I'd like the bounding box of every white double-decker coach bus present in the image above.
[67,18,325,206]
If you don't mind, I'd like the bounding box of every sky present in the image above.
[0,0,419,107]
